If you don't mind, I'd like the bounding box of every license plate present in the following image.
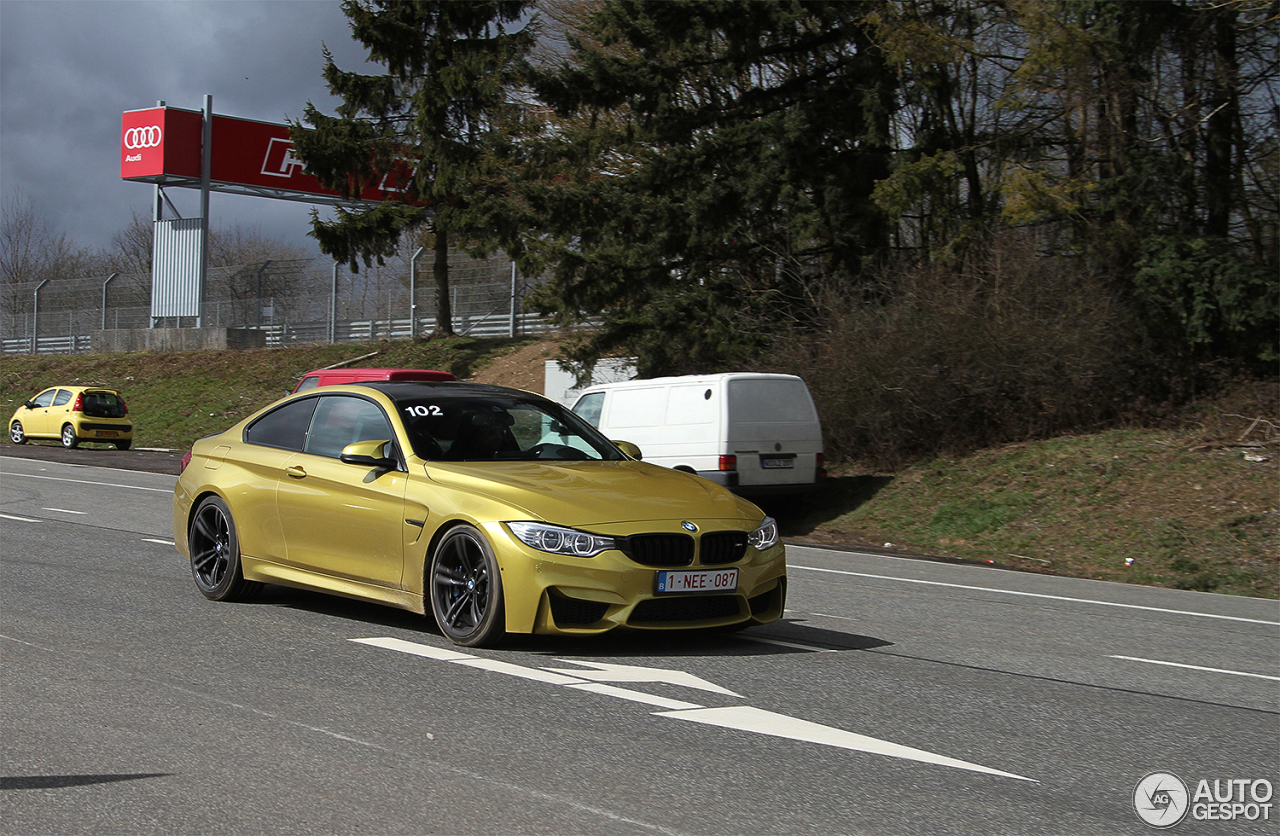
[760,456,794,469]
[97,431,118,437]
[656,568,738,594]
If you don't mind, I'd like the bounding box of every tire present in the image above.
[189,496,261,602]
[115,439,132,450]
[9,422,26,445]
[60,424,79,449]
[429,524,506,647]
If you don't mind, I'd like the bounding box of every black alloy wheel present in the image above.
[429,524,505,647]
[189,496,261,602]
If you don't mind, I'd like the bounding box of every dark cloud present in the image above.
[1,0,372,255]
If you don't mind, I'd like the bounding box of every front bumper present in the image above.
[486,521,787,636]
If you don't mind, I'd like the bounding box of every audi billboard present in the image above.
[120,106,417,203]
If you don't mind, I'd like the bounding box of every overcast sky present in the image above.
[1,0,378,256]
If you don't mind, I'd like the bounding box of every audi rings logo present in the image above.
[124,126,162,149]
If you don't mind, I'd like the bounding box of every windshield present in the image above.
[390,391,624,462]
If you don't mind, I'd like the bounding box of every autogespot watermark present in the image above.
[1134,771,1274,828]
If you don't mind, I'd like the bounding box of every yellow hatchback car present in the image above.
[173,382,786,647]
[9,386,134,449]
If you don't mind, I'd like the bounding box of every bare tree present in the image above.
[1,189,91,285]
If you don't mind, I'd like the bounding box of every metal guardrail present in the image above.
[1,311,565,356]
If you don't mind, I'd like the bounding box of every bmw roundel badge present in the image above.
[681,521,698,532]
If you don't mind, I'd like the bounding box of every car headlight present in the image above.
[747,517,779,551]
[506,521,616,558]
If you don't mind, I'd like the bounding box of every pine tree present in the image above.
[526,0,897,375]
[292,0,535,336]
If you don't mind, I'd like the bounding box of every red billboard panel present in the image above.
[121,108,418,204]
[120,107,202,182]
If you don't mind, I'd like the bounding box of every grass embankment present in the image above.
[2,339,1275,598]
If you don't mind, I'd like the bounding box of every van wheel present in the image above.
[61,424,79,449]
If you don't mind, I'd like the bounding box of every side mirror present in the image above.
[613,440,643,461]
[340,439,398,469]
[22,401,37,410]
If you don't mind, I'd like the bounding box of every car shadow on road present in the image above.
[247,586,892,658]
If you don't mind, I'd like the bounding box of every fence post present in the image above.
[101,273,117,331]
[256,260,272,326]
[32,279,48,354]
[509,262,517,337]
[410,247,424,340]
[330,262,340,344]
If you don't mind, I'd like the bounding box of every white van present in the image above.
[569,373,824,496]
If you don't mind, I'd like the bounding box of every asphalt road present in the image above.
[2,449,1277,835]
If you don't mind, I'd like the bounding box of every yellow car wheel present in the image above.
[9,421,26,444]
[189,496,262,602]
[429,525,506,648]
[60,424,79,449]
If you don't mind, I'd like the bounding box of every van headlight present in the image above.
[747,516,779,551]
[506,522,616,558]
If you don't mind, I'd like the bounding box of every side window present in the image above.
[244,398,317,451]
[295,376,320,392]
[31,390,56,408]
[572,393,605,428]
[304,396,394,459]
[51,389,73,407]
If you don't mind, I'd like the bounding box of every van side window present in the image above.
[295,376,320,392]
[572,392,605,428]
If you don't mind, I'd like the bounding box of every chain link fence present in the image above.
[1,252,561,354]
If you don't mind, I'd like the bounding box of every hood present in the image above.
[421,460,759,528]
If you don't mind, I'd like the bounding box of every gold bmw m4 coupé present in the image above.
[173,382,786,647]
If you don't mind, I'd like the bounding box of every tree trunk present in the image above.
[1205,6,1237,239]
[434,225,454,336]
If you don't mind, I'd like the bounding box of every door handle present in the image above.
[285,465,307,479]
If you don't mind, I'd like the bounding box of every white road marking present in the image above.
[453,656,589,686]
[1,471,173,493]
[791,564,1279,625]
[566,683,704,710]
[1110,655,1280,681]
[142,538,175,546]
[657,706,1037,782]
[738,635,838,653]
[43,507,87,515]
[546,659,743,696]
[353,636,1035,782]
[0,513,41,523]
[352,636,471,660]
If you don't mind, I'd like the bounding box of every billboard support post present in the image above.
[198,94,212,328]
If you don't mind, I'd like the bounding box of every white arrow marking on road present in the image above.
[544,660,744,697]
[656,706,1037,782]
[352,637,1036,782]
